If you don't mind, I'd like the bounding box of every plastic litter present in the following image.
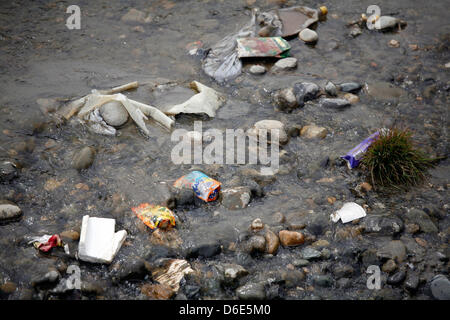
[174,171,221,202]
[236,37,291,58]
[164,81,225,118]
[131,203,176,230]
[28,234,63,253]
[331,202,366,223]
[78,215,127,264]
[341,131,380,169]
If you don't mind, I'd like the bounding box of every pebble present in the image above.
[60,230,80,241]
[0,161,18,182]
[264,229,280,254]
[343,93,359,104]
[100,101,129,127]
[325,81,337,96]
[320,98,351,109]
[382,259,397,273]
[301,247,322,260]
[273,87,299,111]
[251,218,264,231]
[272,57,297,72]
[388,39,400,48]
[299,28,318,43]
[249,65,266,75]
[293,82,320,106]
[300,124,328,139]
[349,26,362,37]
[246,235,266,254]
[221,187,251,210]
[339,82,362,93]
[278,230,304,246]
[404,273,419,292]
[252,119,289,144]
[332,264,354,278]
[387,271,406,285]
[223,264,248,283]
[430,275,450,300]
[236,282,266,300]
[0,201,22,222]
[72,146,96,170]
[362,215,404,236]
[292,259,309,267]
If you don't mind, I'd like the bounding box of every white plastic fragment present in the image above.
[331,202,366,223]
[165,81,225,118]
[78,215,127,264]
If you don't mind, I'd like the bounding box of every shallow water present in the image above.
[0,0,449,300]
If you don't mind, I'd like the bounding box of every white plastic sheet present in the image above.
[331,202,367,223]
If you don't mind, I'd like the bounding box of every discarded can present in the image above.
[341,131,380,169]
[132,203,176,230]
[29,234,62,252]
[174,171,221,202]
[236,37,291,58]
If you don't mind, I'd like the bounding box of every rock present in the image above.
[121,8,152,24]
[100,101,129,127]
[279,230,304,247]
[32,270,60,287]
[173,187,195,206]
[405,273,419,292]
[301,247,322,260]
[252,120,288,144]
[236,282,266,300]
[273,87,299,111]
[405,223,420,234]
[377,240,407,262]
[312,275,333,287]
[339,82,362,93]
[272,57,297,72]
[281,269,305,287]
[292,259,309,267]
[187,241,221,259]
[264,230,280,254]
[388,39,400,48]
[332,264,354,278]
[0,201,22,222]
[245,235,266,254]
[223,264,248,284]
[251,218,264,231]
[60,230,80,241]
[387,271,406,285]
[72,146,95,170]
[141,283,175,299]
[364,82,406,100]
[221,186,251,210]
[405,209,438,234]
[349,26,362,37]
[362,215,404,235]
[343,93,359,104]
[430,275,450,300]
[300,124,327,139]
[293,82,320,106]
[320,98,351,109]
[249,65,266,75]
[299,28,318,43]
[325,81,337,96]
[311,239,329,248]
[0,161,18,182]
[382,259,397,273]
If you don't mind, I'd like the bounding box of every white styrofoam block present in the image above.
[78,215,127,264]
[331,202,367,224]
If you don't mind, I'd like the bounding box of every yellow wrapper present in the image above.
[131,203,175,230]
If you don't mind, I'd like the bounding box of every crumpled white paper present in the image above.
[331,202,367,223]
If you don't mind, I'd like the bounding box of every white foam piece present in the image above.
[332,202,367,224]
[78,215,127,264]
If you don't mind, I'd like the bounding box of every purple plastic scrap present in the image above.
[341,131,380,169]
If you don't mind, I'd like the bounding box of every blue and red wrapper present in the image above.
[174,171,221,202]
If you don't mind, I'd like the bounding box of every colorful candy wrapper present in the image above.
[236,37,291,59]
[131,203,175,230]
[341,131,380,169]
[28,234,63,252]
[174,171,221,202]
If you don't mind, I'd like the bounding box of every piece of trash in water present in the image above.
[59,81,174,136]
[341,131,380,169]
[78,215,127,264]
[164,81,225,118]
[236,37,290,58]
[271,6,327,37]
[28,234,63,253]
[131,203,176,230]
[174,171,221,202]
[152,259,194,293]
[331,202,366,223]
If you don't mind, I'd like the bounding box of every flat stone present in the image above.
[320,98,351,109]
[100,101,129,127]
[249,65,266,75]
[300,124,327,139]
[339,82,362,93]
[0,200,22,222]
[299,28,318,43]
[301,247,322,260]
[236,282,266,300]
[272,57,297,72]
